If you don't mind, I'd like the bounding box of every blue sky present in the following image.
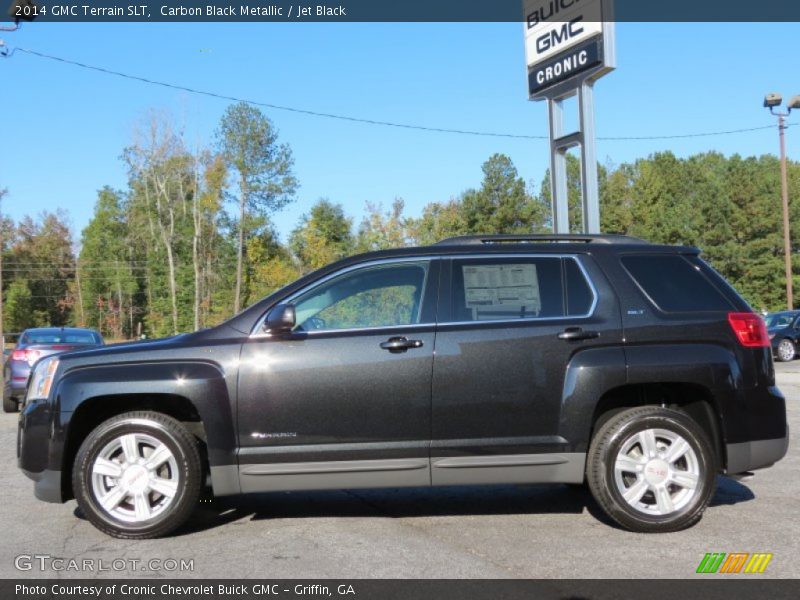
[1,22,798,242]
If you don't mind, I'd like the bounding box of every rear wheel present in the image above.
[2,391,18,413]
[72,411,202,539]
[586,406,716,533]
[777,338,796,362]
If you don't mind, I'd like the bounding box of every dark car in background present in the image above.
[765,310,800,362]
[3,327,104,413]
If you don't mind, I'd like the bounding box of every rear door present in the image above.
[430,253,621,485]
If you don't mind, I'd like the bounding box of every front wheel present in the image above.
[72,411,203,539]
[586,406,716,533]
[776,338,796,362]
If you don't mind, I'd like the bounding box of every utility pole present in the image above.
[779,113,792,310]
[764,93,800,310]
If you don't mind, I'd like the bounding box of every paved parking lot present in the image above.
[1,363,799,579]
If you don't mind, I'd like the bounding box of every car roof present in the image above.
[334,237,699,264]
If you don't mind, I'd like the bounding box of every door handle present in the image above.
[557,327,600,341]
[380,337,424,353]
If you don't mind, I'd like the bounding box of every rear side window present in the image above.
[448,257,594,322]
[621,255,733,312]
[565,258,594,316]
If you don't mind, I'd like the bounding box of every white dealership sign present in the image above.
[523,0,612,98]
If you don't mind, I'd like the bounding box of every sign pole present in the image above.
[578,81,600,233]
[548,97,570,233]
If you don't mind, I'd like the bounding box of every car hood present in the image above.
[56,333,193,363]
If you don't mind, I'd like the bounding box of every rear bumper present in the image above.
[5,381,27,398]
[726,431,789,474]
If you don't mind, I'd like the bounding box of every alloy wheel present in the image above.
[778,339,795,362]
[613,428,700,516]
[90,433,180,523]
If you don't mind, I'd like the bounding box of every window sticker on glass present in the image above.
[462,264,541,319]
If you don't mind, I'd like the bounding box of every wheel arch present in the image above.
[589,382,725,472]
[56,361,238,500]
[560,344,734,472]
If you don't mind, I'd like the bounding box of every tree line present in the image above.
[1,102,799,339]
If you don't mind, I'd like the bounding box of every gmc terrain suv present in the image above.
[17,235,788,538]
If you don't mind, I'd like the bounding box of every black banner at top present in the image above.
[4,0,800,23]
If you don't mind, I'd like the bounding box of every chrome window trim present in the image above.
[250,256,439,338]
[250,252,598,337]
[441,253,598,325]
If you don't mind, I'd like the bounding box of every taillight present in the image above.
[11,349,41,365]
[728,312,770,348]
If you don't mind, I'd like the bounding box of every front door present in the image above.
[236,258,439,492]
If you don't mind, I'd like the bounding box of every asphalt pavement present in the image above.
[1,363,799,579]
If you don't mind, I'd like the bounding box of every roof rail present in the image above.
[433,234,649,246]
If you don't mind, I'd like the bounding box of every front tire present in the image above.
[586,406,716,533]
[72,411,203,539]
[777,338,796,362]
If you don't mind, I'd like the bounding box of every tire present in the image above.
[72,411,203,539]
[776,338,796,362]
[586,406,716,533]
[3,393,18,413]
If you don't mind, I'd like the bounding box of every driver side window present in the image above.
[292,261,430,332]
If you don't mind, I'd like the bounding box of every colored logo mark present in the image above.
[696,552,773,574]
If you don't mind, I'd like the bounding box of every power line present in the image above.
[8,47,778,142]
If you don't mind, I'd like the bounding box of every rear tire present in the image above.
[586,406,716,533]
[72,411,202,539]
[2,392,18,413]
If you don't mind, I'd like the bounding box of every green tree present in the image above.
[462,154,547,234]
[77,187,139,339]
[4,279,33,332]
[216,102,298,313]
[248,226,301,300]
[290,199,353,272]
[408,199,469,246]
[11,211,75,326]
[356,199,409,251]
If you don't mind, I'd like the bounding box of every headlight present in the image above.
[769,333,776,340]
[25,357,59,404]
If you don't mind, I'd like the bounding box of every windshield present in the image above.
[765,313,796,329]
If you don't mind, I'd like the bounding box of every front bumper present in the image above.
[21,468,63,503]
[727,431,790,474]
[18,400,66,503]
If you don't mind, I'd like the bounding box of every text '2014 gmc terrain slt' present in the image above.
[18,235,789,538]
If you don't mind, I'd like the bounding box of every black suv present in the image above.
[17,235,788,538]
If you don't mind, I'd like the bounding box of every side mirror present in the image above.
[264,304,295,334]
